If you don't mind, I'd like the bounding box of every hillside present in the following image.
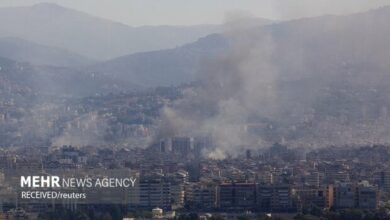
[0,3,227,60]
[89,34,230,87]
[0,57,138,99]
[88,6,390,90]
[0,37,93,67]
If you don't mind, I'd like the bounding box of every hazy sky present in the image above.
[1,0,390,26]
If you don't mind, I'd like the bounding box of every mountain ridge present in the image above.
[0,37,94,67]
[0,3,229,60]
[87,5,390,87]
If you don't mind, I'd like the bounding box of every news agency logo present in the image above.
[20,176,137,188]
[21,176,61,188]
[19,176,137,201]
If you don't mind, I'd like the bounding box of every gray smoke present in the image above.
[51,111,109,147]
[158,9,390,158]
[158,15,280,159]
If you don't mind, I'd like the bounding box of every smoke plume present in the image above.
[158,15,281,158]
[158,10,390,158]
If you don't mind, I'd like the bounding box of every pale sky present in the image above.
[1,0,390,26]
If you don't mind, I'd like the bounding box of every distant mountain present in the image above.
[85,5,390,148]
[88,34,230,87]
[0,37,94,67]
[0,57,138,99]
[89,6,390,88]
[0,57,35,104]
[0,3,233,60]
[264,5,390,81]
[2,4,390,148]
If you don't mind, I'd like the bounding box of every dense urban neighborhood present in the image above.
[0,142,390,219]
[1,1,390,220]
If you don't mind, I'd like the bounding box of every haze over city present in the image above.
[1,0,390,25]
[0,1,390,219]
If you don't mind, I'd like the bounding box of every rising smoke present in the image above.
[158,10,390,158]
[51,111,109,147]
[158,15,281,159]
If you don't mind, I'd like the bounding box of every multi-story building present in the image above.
[333,181,378,210]
[333,182,356,209]
[185,182,217,210]
[171,137,193,157]
[129,174,185,210]
[380,171,390,192]
[356,182,378,209]
[305,171,322,187]
[218,183,256,211]
[257,171,273,184]
[257,185,294,212]
[160,138,172,153]
[296,185,334,209]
